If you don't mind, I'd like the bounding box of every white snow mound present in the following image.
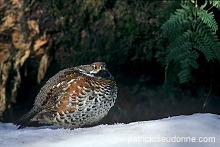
[0,113,219,147]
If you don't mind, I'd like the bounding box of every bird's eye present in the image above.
[94,64,100,70]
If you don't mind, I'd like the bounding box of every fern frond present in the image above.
[163,0,220,85]
[167,41,191,62]
[178,58,196,83]
[207,0,220,9]
[194,21,220,61]
[188,57,199,69]
[194,43,214,61]
[168,29,193,50]
[161,6,192,39]
[178,67,190,83]
[197,8,218,32]
[178,51,199,83]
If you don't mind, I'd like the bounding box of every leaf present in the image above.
[0,13,16,32]
[34,38,48,51]
[0,43,11,63]
[27,20,40,36]
[178,68,190,83]
[207,0,220,10]
[11,31,31,50]
[37,54,49,83]
[198,8,218,32]
[200,3,207,9]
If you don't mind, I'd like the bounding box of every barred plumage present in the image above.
[15,62,117,129]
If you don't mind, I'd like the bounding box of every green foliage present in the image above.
[49,0,166,68]
[208,0,220,9]
[162,0,220,84]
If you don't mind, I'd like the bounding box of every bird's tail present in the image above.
[14,109,39,129]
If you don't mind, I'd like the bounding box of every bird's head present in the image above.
[75,62,114,80]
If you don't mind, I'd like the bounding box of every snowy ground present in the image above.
[0,113,219,147]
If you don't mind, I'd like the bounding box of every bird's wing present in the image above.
[38,72,94,114]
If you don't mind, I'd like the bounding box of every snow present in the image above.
[0,113,219,147]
